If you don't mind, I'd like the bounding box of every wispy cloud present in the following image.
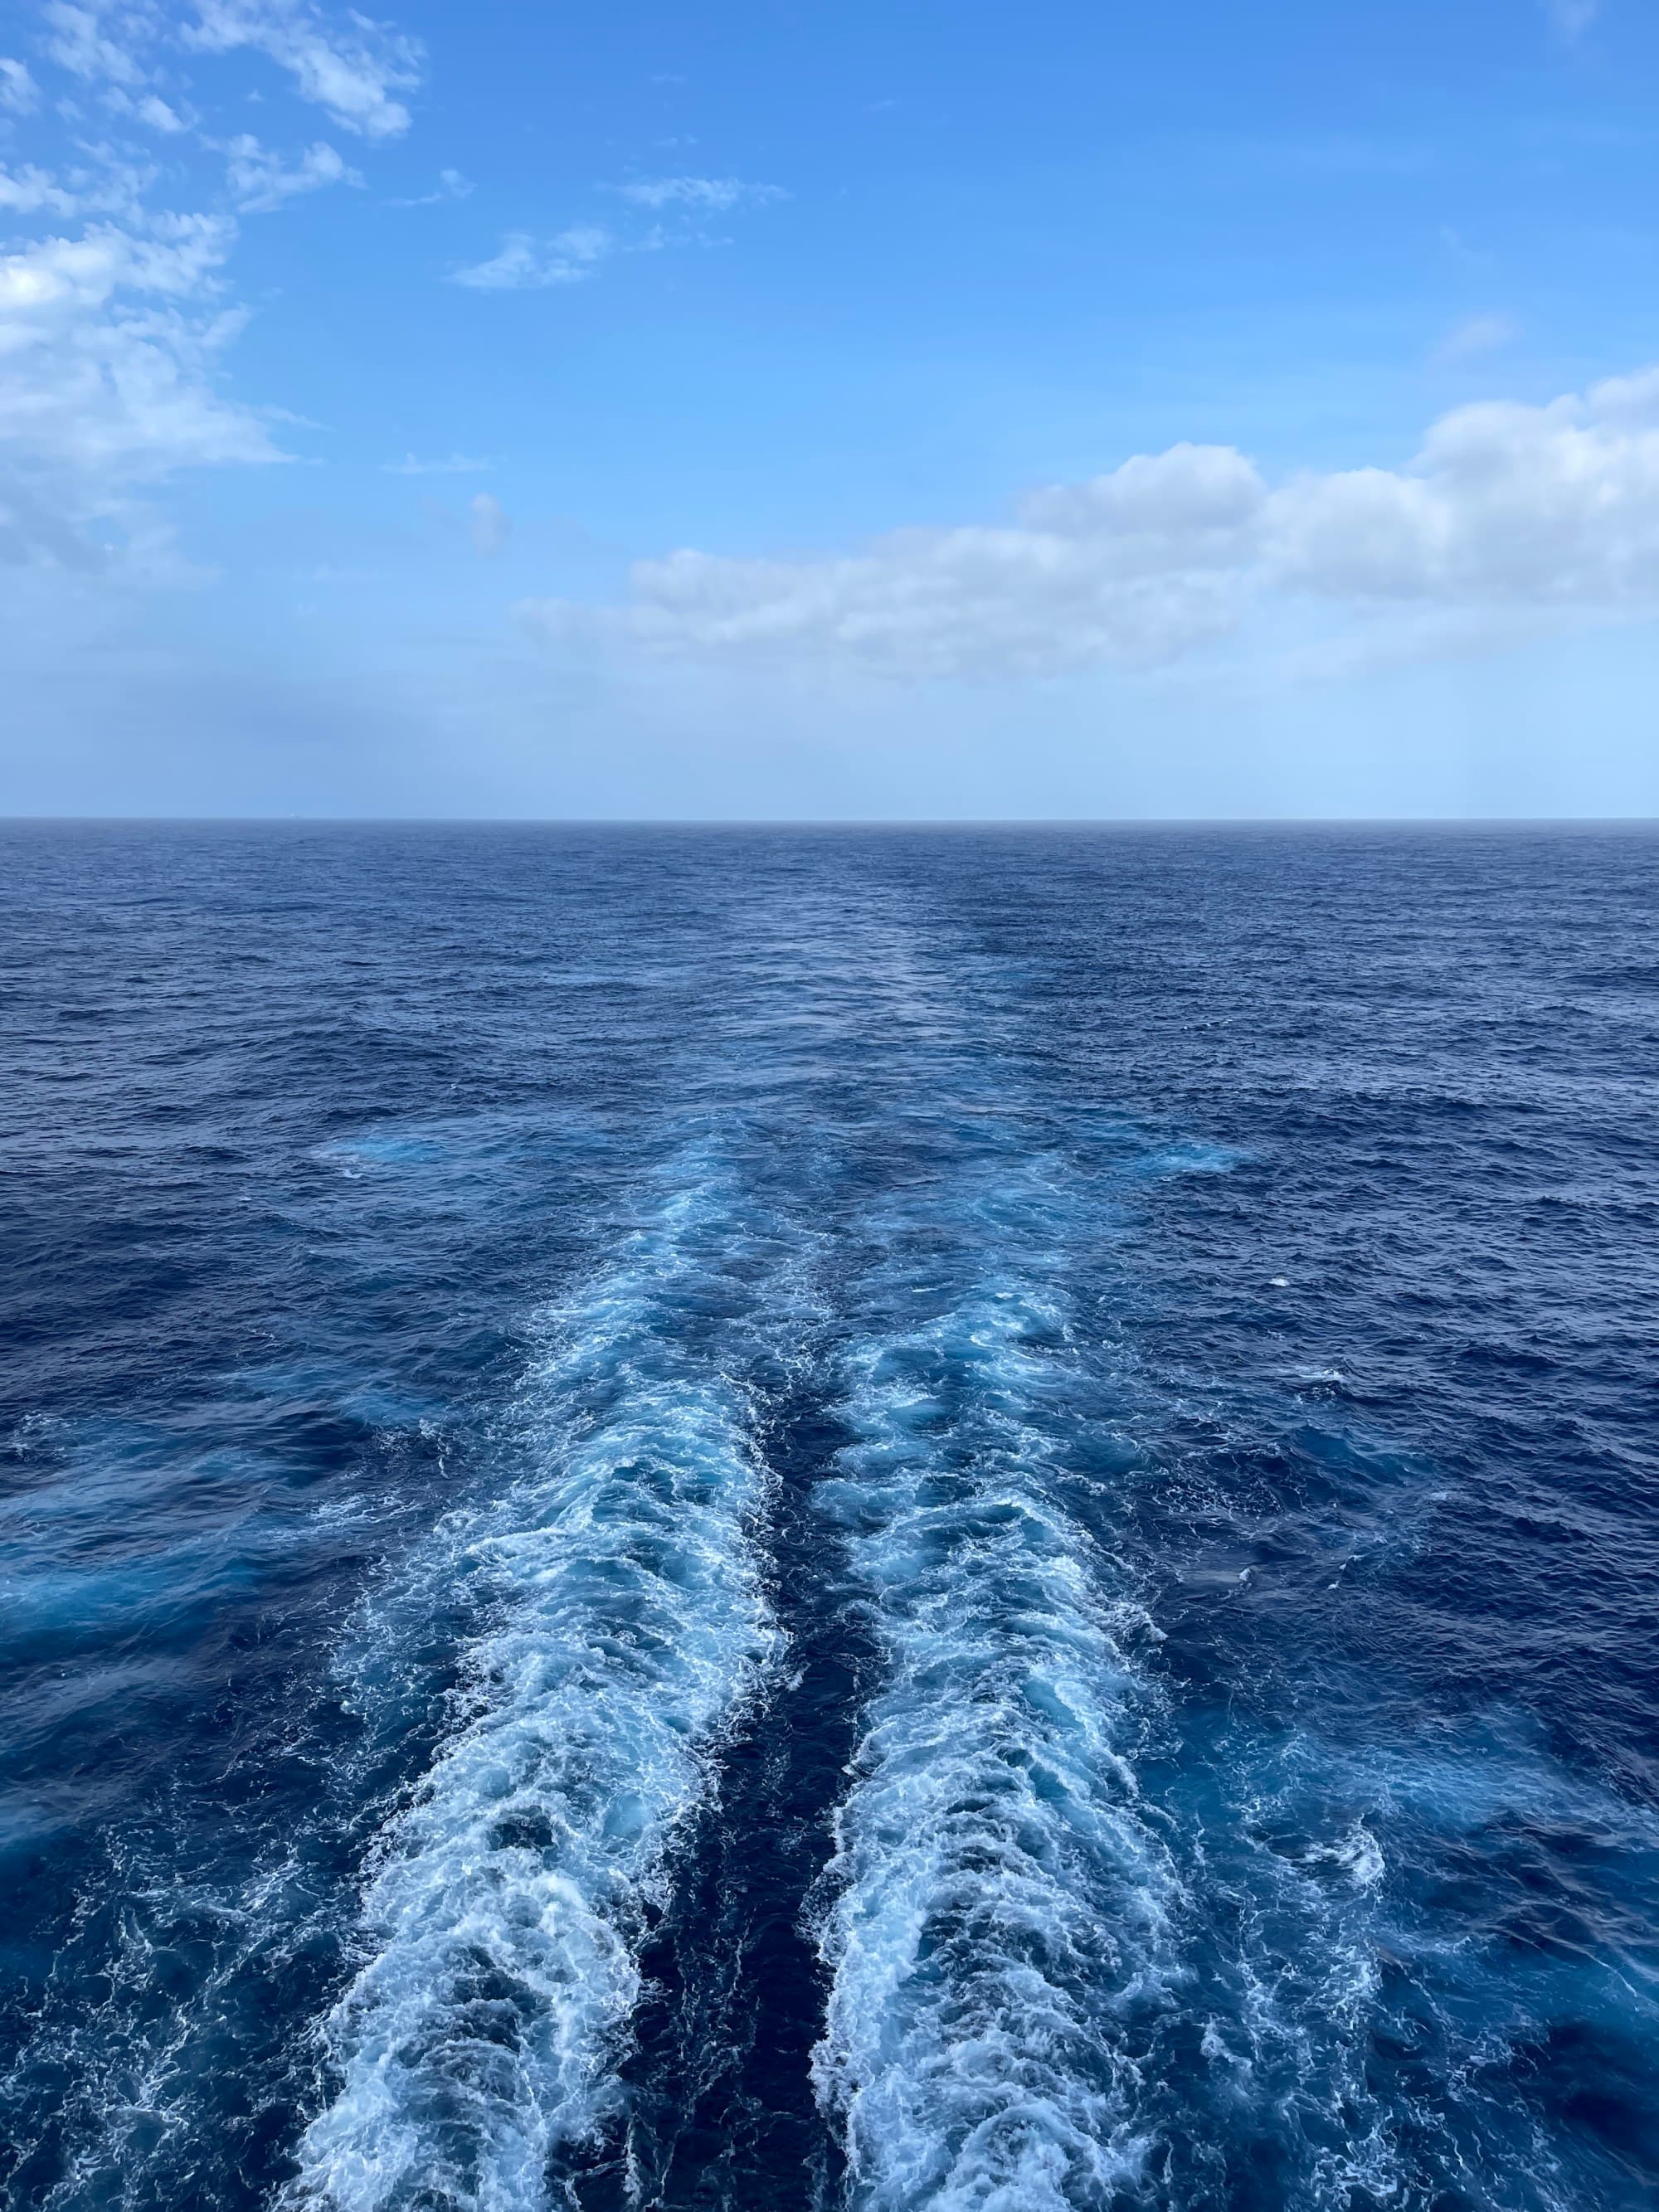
[186,0,422,139]
[43,2,144,86]
[469,490,508,556]
[0,0,420,581]
[387,166,472,208]
[1437,312,1520,362]
[1439,224,1496,273]
[611,174,783,212]
[382,451,492,474]
[102,87,193,133]
[0,216,281,571]
[1541,0,1599,39]
[452,176,783,294]
[221,133,362,212]
[0,57,39,114]
[451,225,611,290]
[36,0,421,134]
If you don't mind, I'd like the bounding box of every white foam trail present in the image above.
[289,1170,781,2211]
[813,1277,1180,2212]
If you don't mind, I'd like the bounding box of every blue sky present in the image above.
[2,0,1658,816]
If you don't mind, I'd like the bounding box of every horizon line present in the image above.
[4,814,1659,832]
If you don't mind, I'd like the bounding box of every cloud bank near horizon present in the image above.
[517,367,1659,681]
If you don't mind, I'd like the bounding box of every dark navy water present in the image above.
[3,824,1658,2212]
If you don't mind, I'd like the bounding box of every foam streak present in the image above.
[813,1217,1179,2211]
[289,1170,781,2211]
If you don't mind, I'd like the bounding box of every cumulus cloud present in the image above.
[220,132,360,211]
[186,0,421,139]
[469,490,508,556]
[0,149,157,221]
[452,225,611,290]
[0,163,94,216]
[518,371,1659,680]
[519,444,1262,678]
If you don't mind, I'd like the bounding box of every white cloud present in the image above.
[0,152,162,221]
[1273,376,1659,604]
[34,0,419,134]
[454,178,784,294]
[0,148,160,222]
[469,489,508,556]
[0,216,280,571]
[518,370,1659,680]
[1584,365,1659,424]
[220,132,360,211]
[0,219,274,458]
[451,225,611,290]
[186,0,421,139]
[0,163,91,216]
[451,176,783,295]
[103,85,192,130]
[0,219,232,319]
[43,2,144,86]
[613,175,783,212]
[0,57,40,114]
[382,450,490,474]
[0,0,418,585]
[0,220,260,425]
[1437,311,1519,362]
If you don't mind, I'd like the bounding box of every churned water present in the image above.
[2,823,1657,2212]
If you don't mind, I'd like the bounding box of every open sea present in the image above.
[2,822,1658,2212]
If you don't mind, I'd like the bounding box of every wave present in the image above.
[288,1156,785,2211]
[810,1154,1181,2212]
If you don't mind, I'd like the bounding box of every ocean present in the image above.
[2,822,1657,2212]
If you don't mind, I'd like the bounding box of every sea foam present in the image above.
[811,1160,1180,2212]
[288,1162,782,2210]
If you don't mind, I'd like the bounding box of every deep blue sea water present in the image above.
[3,823,1658,2212]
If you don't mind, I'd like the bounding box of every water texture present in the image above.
[2,824,1657,2212]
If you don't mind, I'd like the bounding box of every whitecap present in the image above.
[1302,1822,1385,1890]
